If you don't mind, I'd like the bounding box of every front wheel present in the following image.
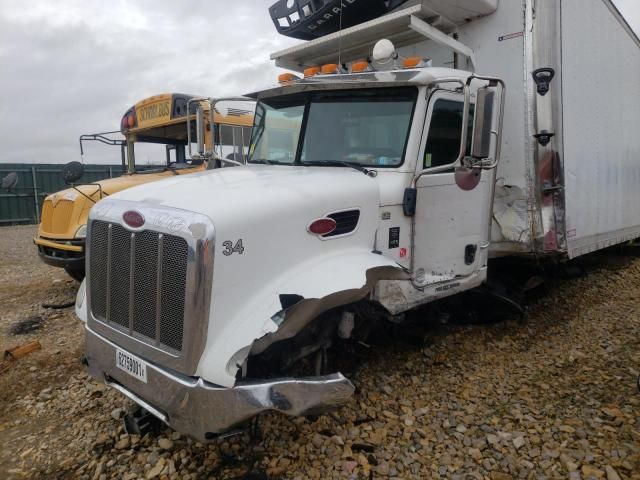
[64,266,85,282]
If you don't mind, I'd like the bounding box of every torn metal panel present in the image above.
[373,271,485,315]
[250,265,408,356]
[492,184,529,244]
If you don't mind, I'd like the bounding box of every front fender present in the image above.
[197,249,407,387]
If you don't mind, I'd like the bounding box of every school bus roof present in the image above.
[122,94,255,135]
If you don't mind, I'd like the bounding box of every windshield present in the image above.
[249,87,417,168]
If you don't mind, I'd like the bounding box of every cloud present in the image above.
[0,0,297,164]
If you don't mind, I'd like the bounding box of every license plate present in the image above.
[115,348,148,383]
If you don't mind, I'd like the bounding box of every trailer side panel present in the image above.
[561,0,640,257]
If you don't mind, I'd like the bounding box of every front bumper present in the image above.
[85,328,355,442]
[34,237,85,269]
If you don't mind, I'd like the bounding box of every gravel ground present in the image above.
[0,225,639,480]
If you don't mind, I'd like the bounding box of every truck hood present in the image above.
[90,165,397,386]
[109,165,380,226]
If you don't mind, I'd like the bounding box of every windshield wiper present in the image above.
[249,158,293,165]
[303,160,375,176]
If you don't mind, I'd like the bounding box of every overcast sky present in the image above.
[0,0,638,166]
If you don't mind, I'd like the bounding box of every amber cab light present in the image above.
[308,218,337,236]
[321,63,339,74]
[278,72,300,84]
[123,210,145,229]
[403,56,424,69]
[350,60,371,73]
[304,66,321,78]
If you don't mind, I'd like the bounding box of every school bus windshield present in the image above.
[120,94,254,173]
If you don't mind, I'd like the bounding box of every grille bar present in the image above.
[106,224,112,322]
[155,234,163,346]
[129,233,135,335]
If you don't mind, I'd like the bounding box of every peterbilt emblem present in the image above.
[123,210,145,228]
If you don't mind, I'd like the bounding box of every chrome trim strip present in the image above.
[155,233,163,346]
[129,233,135,335]
[105,377,169,424]
[106,224,112,324]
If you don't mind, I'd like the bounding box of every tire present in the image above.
[64,266,85,282]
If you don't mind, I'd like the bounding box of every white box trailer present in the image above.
[77,0,640,440]
[272,0,640,258]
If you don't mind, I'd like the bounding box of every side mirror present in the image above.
[195,107,206,157]
[471,88,495,159]
[62,161,85,184]
[454,167,482,191]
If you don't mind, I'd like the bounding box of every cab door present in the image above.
[411,90,493,288]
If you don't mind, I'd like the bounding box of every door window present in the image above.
[424,99,474,168]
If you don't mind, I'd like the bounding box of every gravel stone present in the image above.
[157,438,173,450]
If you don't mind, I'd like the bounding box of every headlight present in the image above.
[75,224,87,239]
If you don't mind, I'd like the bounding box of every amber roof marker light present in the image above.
[349,60,371,73]
[278,72,300,84]
[303,66,321,78]
[321,63,340,74]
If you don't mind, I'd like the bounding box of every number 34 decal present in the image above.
[222,239,245,256]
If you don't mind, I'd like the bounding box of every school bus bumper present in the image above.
[34,237,85,269]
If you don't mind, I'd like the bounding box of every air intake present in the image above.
[323,210,360,238]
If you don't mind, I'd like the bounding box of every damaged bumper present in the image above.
[85,328,355,442]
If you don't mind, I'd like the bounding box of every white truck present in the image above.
[76,0,640,441]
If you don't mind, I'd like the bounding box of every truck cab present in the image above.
[77,44,504,439]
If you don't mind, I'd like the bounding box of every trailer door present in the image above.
[412,90,492,288]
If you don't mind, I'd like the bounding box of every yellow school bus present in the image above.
[35,93,254,280]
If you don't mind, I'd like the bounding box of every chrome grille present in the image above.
[89,220,188,353]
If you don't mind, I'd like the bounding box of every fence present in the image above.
[0,163,124,226]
